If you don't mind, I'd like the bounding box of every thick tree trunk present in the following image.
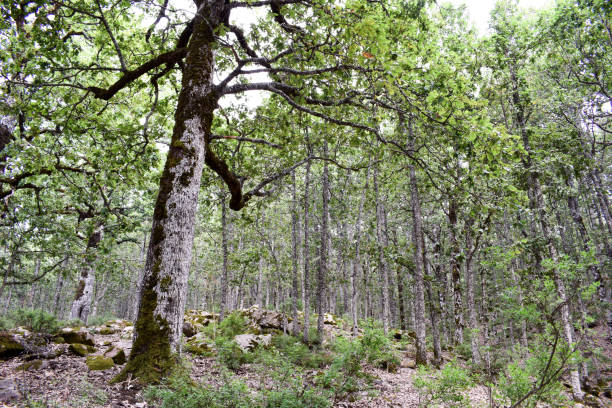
[70,227,102,324]
[317,140,329,337]
[303,158,311,343]
[120,0,224,382]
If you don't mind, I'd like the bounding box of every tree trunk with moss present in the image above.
[118,0,224,383]
[70,226,102,324]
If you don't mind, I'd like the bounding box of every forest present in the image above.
[0,0,610,407]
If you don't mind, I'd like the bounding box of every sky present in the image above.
[446,0,554,34]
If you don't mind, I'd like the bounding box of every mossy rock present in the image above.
[16,360,43,371]
[104,346,126,365]
[86,355,115,370]
[53,336,66,344]
[98,326,117,335]
[59,328,95,346]
[0,332,25,360]
[69,343,95,357]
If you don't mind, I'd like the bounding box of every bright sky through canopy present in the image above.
[446,0,554,34]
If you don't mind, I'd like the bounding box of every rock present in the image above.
[183,321,197,338]
[583,394,602,407]
[241,305,284,330]
[234,334,272,352]
[0,332,25,360]
[121,326,134,339]
[104,346,126,365]
[69,343,96,357]
[323,313,336,325]
[0,378,20,403]
[97,326,118,335]
[402,360,417,369]
[53,336,66,344]
[59,328,95,346]
[603,386,611,398]
[86,355,115,370]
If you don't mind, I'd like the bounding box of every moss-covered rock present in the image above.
[185,332,214,356]
[16,360,44,371]
[86,355,115,370]
[59,328,95,346]
[69,343,95,356]
[98,326,117,335]
[53,336,66,344]
[104,346,126,365]
[0,332,25,360]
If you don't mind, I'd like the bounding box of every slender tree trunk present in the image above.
[122,1,225,382]
[513,65,584,399]
[448,198,464,344]
[317,140,329,337]
[408,159,427,366]
[291,171,300,335]
[303,158,311,343]
[219,193,229,320]
[351,171,368,336]
[465,218,482,366]
[70,226,102,324]
[373,163,390,334]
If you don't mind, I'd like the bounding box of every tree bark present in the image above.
[317,139,329,337]
[219,193,229,320]
[121,0,225,382]
[291,170,300,336]
[303,157,311,343]
[448,198,464,344]
[70,226,103,324]
[373,162,390,334]
[408,160,427,366]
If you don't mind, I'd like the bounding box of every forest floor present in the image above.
[1,315,611,408]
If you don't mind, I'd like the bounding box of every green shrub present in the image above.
[145,372,256,408]
[219,312,249,338]
[9,308,61,334]
[413,360,472,408]
[0,315,15,331]
[495,339,568,408]
[86,314,117,327]
[271,335,331,369]
[359,325,399,371]
[216,337,253,370]
[265,388,330,408]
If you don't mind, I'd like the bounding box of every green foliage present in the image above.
[219,312,249,338]
[145,372,256,408]
[359,325,400,371]
[86,314,118,327]
[495,339,569,407]
[7,308,61,334]
[265,388,330,408]
[413,360,472,408]
[270,335,331,369]
[215,337,253,371]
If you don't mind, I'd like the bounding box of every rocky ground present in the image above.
[1,307,611,408]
